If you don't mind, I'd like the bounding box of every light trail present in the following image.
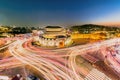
[21,38,120,79]
[9,40,82,80]
[101,43,120,77]
[0,57,22,70]
[0,38,119,79]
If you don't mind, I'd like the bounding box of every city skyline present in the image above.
[0,0,120,26]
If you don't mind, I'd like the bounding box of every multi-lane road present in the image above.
[1,37,120,79]
[102,43,120,77]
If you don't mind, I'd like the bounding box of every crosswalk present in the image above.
[84,68,111,80]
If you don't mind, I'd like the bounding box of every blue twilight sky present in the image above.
[0,0,120,27]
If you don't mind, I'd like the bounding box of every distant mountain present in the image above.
[70,24,120,33]
[71,24,107,28]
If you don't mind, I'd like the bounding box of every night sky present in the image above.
[0,0,120,27]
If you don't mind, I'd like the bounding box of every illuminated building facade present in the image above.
[38,26,72,48]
